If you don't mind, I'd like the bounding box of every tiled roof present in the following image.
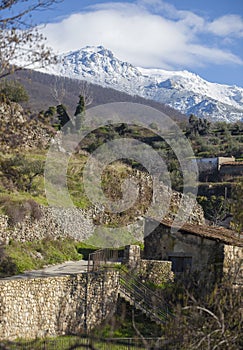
[146,217,243,247]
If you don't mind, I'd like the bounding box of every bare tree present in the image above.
[162,271,243,350]
[78,80,93,107]
[0,0,63,79]
[50,75,66,105]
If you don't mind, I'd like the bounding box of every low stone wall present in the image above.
[0,270,119,340]
[139,260,174,285]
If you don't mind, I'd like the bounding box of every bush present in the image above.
[76,242,99,260]
[0,79,29,102]
[2,198,42,226]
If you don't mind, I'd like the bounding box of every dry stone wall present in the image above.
[139,260,174,285]
[0,206,94,244]
[0,190,204,245]
[0,270,119,340]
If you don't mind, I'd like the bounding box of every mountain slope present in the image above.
[39,45,243,122]
[10,69,187,122]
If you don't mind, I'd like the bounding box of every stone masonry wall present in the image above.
[0,205,144,244]
[123,245,174,285]
[139,260,174,285]
[0,270,119,340]
[144,223,225,278]
[123,245,141,269]
[223,245,243,286]
[0,206,94,244]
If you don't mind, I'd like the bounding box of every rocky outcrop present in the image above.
[0,101,54,152]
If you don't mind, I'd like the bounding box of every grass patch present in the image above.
[75,242,99,260]
[2,335,149,349]
[85,226,138,248]
[0,238,83,277]
[92,298,162,339]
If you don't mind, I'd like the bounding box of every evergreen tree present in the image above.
[74,95,85,132]
[0,79,29,102]
[56,104,70,128]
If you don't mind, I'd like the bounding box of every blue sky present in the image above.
[23,0,243,87]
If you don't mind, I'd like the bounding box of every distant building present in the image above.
[217,156,236,170]
[195,156,243,181]
[219,162,243,178]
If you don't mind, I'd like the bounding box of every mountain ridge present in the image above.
[37,45,243,123]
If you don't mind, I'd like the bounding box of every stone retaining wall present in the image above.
[139,260,174,285]
[0,270,119,340]
[0,206,94,244]
[0,206,144,244]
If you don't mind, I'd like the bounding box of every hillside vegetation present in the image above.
[0,84,242,276]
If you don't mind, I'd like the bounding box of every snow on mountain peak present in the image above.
[41,46,243,123]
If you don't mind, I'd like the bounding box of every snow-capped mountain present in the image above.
[40,46,243,122]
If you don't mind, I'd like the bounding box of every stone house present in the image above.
[144,218,243,285]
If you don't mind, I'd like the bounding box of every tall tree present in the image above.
[74,95,85,132]
[0,0,62,78]
[56,104,70,128]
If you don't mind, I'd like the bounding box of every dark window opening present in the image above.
[169,256,192,273]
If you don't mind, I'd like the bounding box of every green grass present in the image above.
[2,335,148,349]
[0,238,83,277]
[75,242,99,260]
[85,226,139,248]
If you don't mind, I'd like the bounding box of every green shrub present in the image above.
[76,242,99,260]
[0,79,29,102]
[1,197,42,226]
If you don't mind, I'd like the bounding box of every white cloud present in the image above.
[207,15,243,37]
[41,1,243,69]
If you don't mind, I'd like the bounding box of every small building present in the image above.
[219,161,243,179]
[144,218,243,285]
[195,156,236,181]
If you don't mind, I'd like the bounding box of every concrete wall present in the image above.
[0,270,119,340]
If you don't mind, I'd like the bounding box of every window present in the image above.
[169,255,192,273]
